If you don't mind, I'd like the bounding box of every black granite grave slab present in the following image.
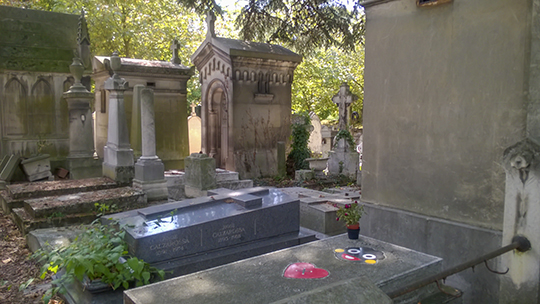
[122,188,300,264]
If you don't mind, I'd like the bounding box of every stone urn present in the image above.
[20,154,52,181]
[306,157,329,171]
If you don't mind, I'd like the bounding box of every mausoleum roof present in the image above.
[192,36,302,64]
[93,56,194,76]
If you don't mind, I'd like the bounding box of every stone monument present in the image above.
[184,153,216,198]
[63,57,101,179]
[188,103,202,154]
[102,52,134,183]
[191,12,302,178]
[327,84,359,179]
[499,138,540,303]
[132,87,168,201]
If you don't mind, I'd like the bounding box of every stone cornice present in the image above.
[361,0,400,8]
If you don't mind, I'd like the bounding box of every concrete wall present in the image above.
[359,202,502,303]
[362,0,530,230]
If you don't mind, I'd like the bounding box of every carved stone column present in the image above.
[499,138,540,303]
[63,57,101,179]
[102,51,134,183]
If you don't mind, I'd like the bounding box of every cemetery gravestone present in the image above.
[327,84,359,179]
[184,153,216,197]
[124,234,442,304]
[308,112,323,156]
[188,104,202,154]
[102,52,134,183]
[132,88,168,201]
[64,57,101,179]
[105,187,314,277]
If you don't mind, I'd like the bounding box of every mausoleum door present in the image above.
[209,87,229,169]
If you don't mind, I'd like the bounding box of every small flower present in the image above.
[354,201,358,204]
[336,217,340,221]
[344,213,348,216]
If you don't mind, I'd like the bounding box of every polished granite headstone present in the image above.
[106,187,315,276]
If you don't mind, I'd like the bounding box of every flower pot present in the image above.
[346,223,360,239]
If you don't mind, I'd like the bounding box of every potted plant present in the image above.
[334,201,365,239]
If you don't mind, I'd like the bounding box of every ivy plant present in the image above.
[333,129,356,151]
[288,112,311,171]
[31,220,165,303]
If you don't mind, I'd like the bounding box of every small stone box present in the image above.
[184,153,216,190]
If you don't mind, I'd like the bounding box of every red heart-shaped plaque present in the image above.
[283,263,329,279]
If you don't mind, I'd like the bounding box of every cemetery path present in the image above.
[0,208,60,304]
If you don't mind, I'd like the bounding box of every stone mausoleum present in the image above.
[92,55,194,170]
[360,0,539,302]
[0,7,89,169]
[191,13,302,179]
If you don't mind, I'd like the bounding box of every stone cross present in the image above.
[190,103,197,117]
[206,11,216,38]
[332,83,358,131]
[171,39,181,64]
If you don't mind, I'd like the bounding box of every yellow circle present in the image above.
[365,260,377,264]
[335,249,345,253]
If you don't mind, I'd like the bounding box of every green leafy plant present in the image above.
[287,112,311,171]
[36,134,52,155]
[333,201,365,226]
[333,129,356,150]
[94,203,118,214]
[32,220,165,303]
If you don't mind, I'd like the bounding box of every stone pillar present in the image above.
[184,153,216,198]
[130,84,144,159]
[132,88,168,201]
[499,138,540,303]
[63,57,101,179]
[102,51,134,183]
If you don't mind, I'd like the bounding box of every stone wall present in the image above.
[0,6,78,73]
[0,7,78,167]
[362,0,530,230]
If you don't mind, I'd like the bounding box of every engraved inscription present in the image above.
[212,223,246,243]
[150,237,190,257]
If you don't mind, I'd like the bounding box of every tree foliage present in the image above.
[292,46,364,124]
[178,0,364,52]
[2,0,364,119]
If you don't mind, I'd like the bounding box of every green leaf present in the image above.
[142,271,150,283]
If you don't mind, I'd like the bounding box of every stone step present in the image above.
[12,208,100,235]
[215,169,239,182]
[2,177,120,213]
[8,177,119,200]
[23,187,146,219]
[12,187,147,234]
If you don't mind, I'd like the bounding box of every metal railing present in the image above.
[387,235,531,299]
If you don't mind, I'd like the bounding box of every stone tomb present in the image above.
[107,187,315,276]
[124,234,443,304]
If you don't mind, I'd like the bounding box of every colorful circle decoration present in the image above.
[334,247,385,264]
